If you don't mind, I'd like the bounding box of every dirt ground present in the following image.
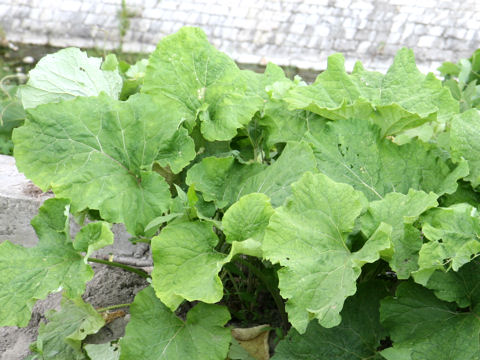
[0,264,148,359]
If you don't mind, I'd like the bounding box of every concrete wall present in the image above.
[1,0,479,73]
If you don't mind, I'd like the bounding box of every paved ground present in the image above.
[1,0,479,73]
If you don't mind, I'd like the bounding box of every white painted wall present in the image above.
[1,0,479,73]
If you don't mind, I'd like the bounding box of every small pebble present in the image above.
[22,56,35,64]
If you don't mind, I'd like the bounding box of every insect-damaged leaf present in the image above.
[263,172,391,333]
[13,93,175,236]
[18,47,122,109]
[284,48,458,137]
[31,297,105,359]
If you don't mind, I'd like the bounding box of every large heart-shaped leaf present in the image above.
[13,93,177,235]
[119,286,231,360]
[263,172,391,333]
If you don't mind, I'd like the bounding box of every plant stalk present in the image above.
[87,257,150,279]
[236,257,289,330]
[96,303,131,312]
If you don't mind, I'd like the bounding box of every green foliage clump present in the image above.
[3,27,480,359]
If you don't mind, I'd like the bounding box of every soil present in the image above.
[0,263,148,360]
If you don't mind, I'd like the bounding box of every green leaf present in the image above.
[13,93,174,236]
[284,49,458,136]
[101,54,119,71]
[380,282,480,360]
[84,343,120,360]
[32,297,104,359]
[263,172,391,333]
[0,198,93,327]
[18,48,122,109]
[186,155,264,208]
[440,180,480,207]
[246,63,320,149]
[155,127,196,174]
[360,190,438,279]
[425,260,480,308]
[73,222,114,261]
[143,27,262,141]
[151,221,262,309]
[223,193,274,243]
[235,142,317,206]
[307,118,467,201]
[450,109,480,187]
[273,280,389,360]
[413,204,480,285]
[438,61,460,77]
[186,141,316,208]
[119,286,231,360]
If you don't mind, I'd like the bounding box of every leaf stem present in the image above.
[96,303,131,312]
[236,257,289,330]
[87,257,150,279]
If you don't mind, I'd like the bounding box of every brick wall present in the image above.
[1,0,479,73]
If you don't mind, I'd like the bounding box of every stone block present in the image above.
[257,20,280,31]
[428,25,444,37]
[233,18,256,30]
[60,0,82,12]
[222,27,239,41]
[387,31,402,44]
[160,0,179,10]
[350,0,374,11]
[290,22,306,34]
[334,38,357,52]
[344,27,357,40]
[418,35,437,48]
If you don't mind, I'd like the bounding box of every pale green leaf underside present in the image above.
[263,172,391,333]
[84,343,120,360]
[273,280,388,360]
[284,49,457,136]
[151,221,262,310]
[186,141,317,208]
[380,282,480,360]
[360,190,438,279]
[0,199,93,327]
[13,93,174,235]
[19,47,122,109]
[119,286,231,360]
[32,297,105,359]
[307,119,467,201]
[143,26,262,141]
